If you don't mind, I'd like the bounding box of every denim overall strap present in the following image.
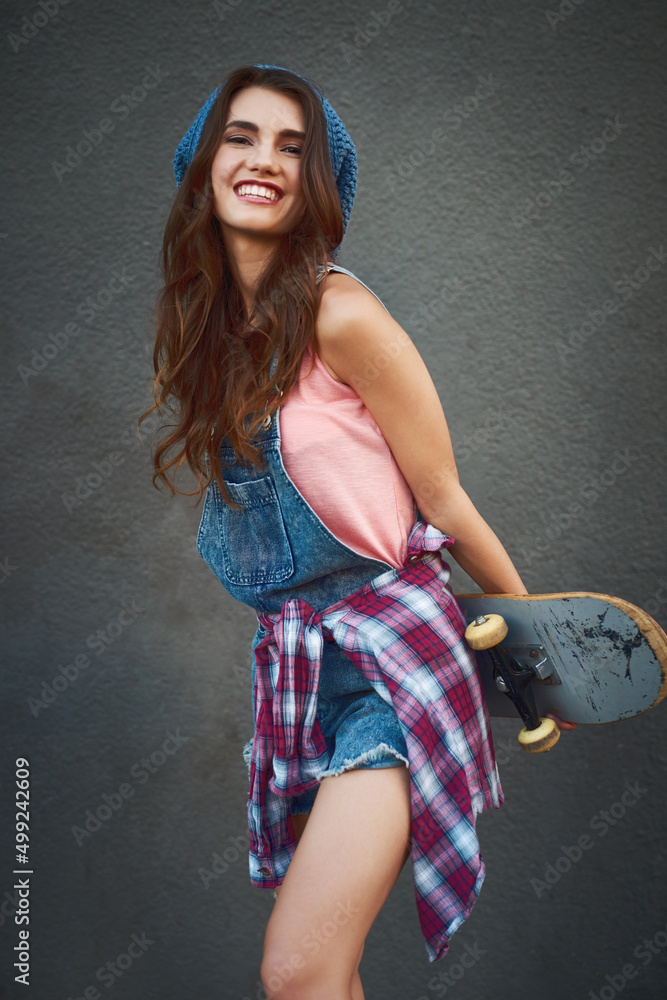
[315,261,390,305]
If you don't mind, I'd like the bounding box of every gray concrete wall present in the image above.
[1,1,666,997]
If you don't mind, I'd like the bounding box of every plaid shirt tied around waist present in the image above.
[247,520,503,963]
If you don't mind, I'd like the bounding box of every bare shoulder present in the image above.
[317,270,385,331]
[312,271,389,384]
[316,270,400,362]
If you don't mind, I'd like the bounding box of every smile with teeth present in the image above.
[235,183,282,202]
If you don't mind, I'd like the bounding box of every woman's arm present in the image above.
[316,276,576,731]
[316,275,528,595]
[420,483,528,594]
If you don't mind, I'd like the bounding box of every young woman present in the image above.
[141,63,574,1000]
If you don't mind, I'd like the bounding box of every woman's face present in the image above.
[211,86,308,242]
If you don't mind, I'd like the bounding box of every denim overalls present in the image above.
[196,264,412,810]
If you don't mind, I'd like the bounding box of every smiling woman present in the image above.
[141,65,347,503]
[210,87,309,263]
[138,63,573,996]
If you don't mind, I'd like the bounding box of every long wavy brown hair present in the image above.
[138,65,345,509]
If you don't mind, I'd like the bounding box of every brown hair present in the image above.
[138,65,344,508]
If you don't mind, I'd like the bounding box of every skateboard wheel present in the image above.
[517,717,561,754]
[464,613,508,650]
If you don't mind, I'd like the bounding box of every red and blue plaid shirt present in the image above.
[247,520,503,963]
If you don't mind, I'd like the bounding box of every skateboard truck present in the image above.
[465,614,561,753]
[500,645,557,683]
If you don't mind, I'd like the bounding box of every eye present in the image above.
[223,135,302,155]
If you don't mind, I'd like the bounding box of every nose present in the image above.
[244,136,279,174]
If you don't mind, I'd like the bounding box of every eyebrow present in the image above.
[223,119,306,140]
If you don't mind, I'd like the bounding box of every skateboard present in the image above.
[456,592,667,754]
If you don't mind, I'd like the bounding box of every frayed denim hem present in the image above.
[288,742,409,818]
[318,741,409,778]
[242,737,408,785]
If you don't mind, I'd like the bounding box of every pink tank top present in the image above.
[280,339,417,569]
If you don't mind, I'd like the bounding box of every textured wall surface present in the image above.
[1,1,666,997]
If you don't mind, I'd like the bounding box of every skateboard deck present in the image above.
[456,592,667,751]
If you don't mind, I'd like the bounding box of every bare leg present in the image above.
[262,764,411,998]
[351,972,365,1000]
[275,815,369,997]
[350,943,365,1000]
[275,879,365,998]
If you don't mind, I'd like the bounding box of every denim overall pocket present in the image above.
[210,474,294,586]
[220,476,294,586]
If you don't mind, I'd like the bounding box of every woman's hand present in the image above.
[545,711,577,731]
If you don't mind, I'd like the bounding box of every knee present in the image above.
[260,943,314,997]
[261,940,355,997]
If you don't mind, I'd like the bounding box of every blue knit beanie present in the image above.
[173,64,357,255]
